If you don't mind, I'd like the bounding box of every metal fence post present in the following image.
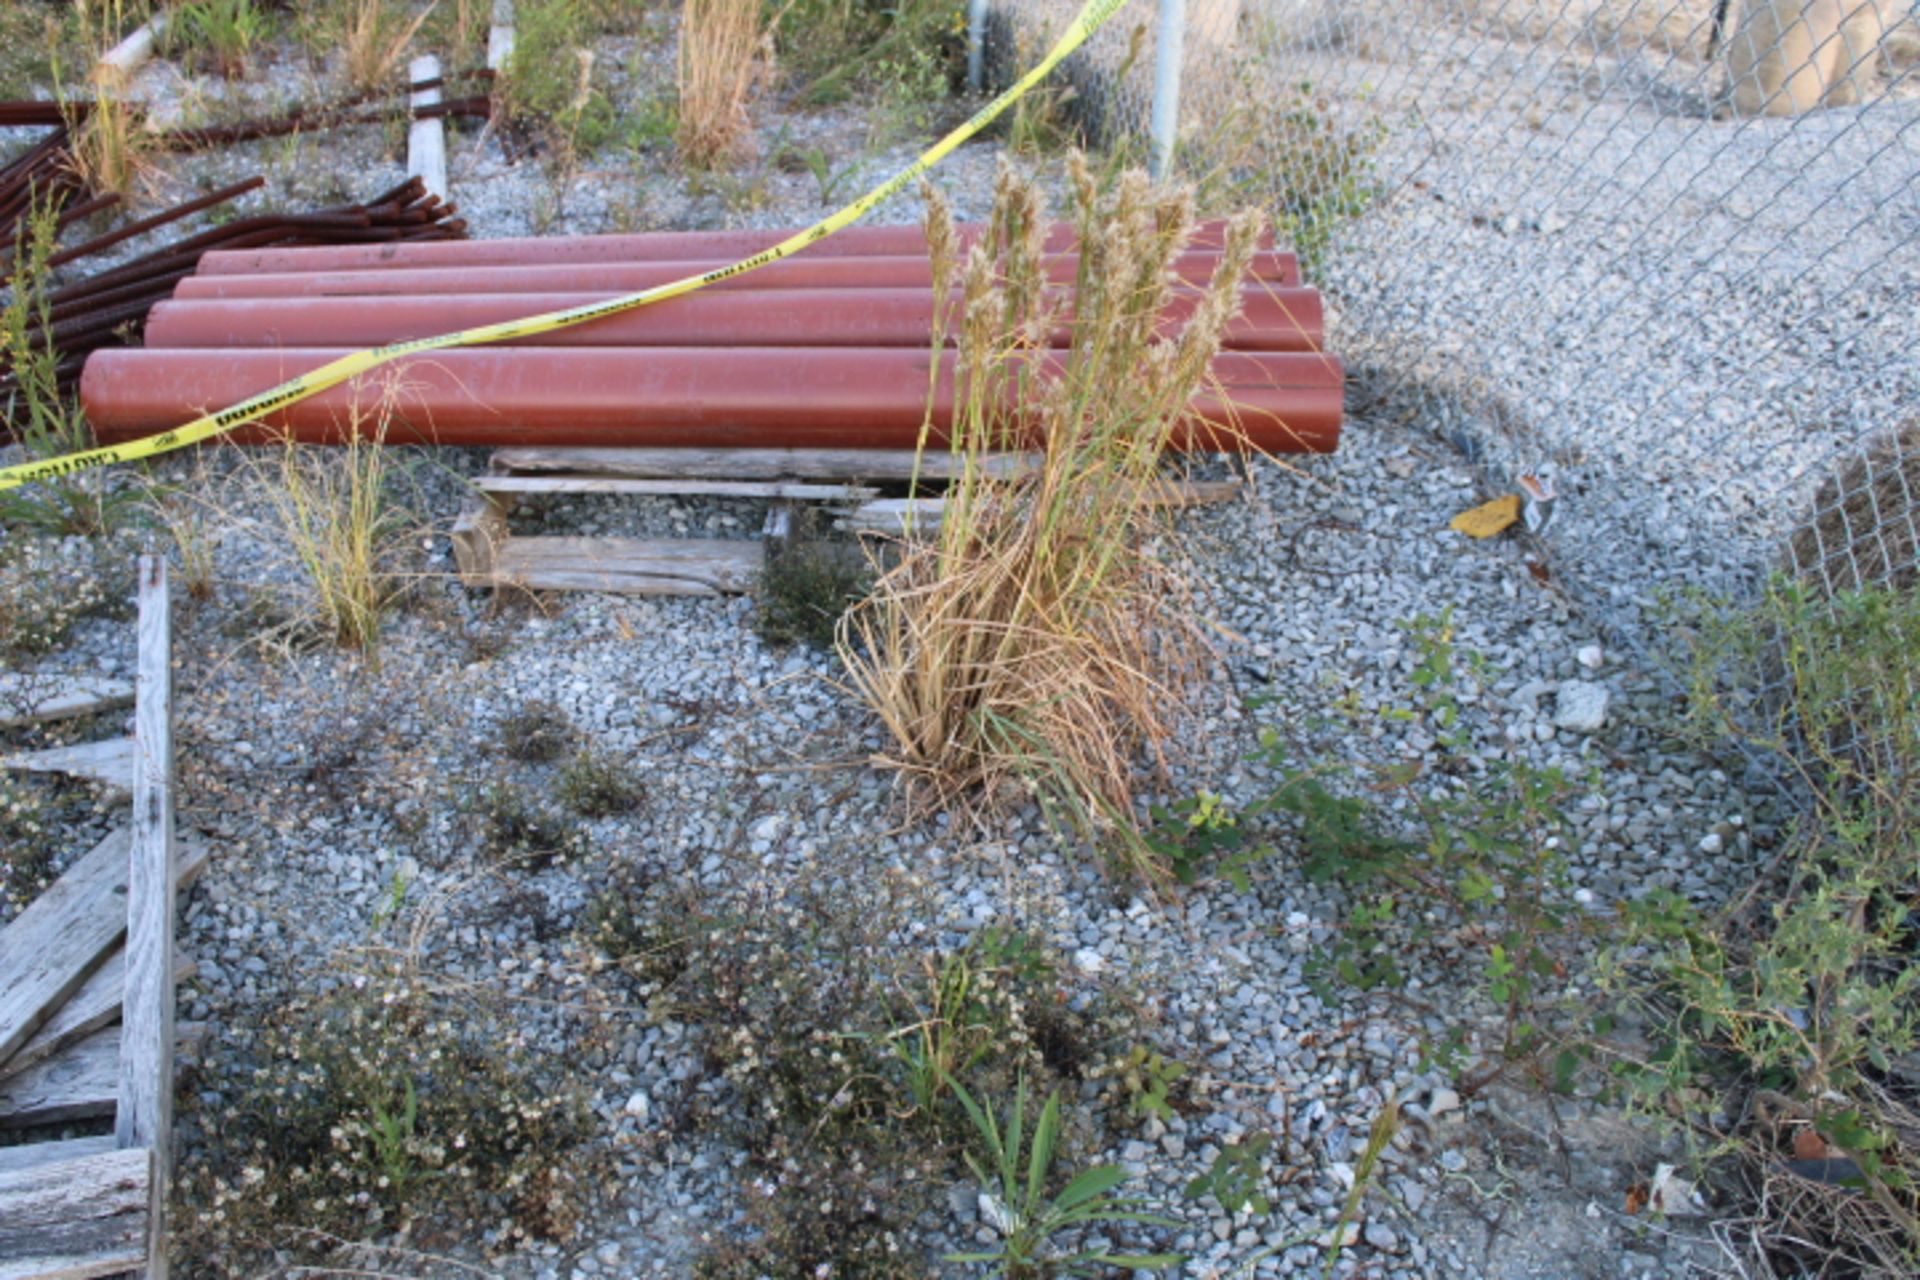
[967,0,988,92]
[1150,0,1187,179]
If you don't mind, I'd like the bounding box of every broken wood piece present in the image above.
[1,738,134,793]
[0,675,134,731]
[2,950,196,1083]
[488,446,1046,484]
[451,492,511,583]
[0,1024,205,1130]
[0,1144,150,1280]
[491,537,763,596]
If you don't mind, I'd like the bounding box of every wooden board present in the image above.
[0,676,134,731]
[475,475,880,501]
[488,446,1045,483]
[1,739,134,793]
[0,1025,204,1130]
[0,1135,115,1178]
[487,0,516,70]
[3,950,196,1083]
[0,830,136,1068]
[118,556,174,1280]
[841,479,1244,534]
[407,55,448,204]
[0,1026,119,1128]
[492,537,763,596]
[0,1145,150,1280]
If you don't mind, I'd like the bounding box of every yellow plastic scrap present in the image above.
[1450,494,1523,539]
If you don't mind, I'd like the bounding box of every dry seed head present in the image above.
[921,181,958,294]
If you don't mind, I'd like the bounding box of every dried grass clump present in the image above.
[341,0,433,94]
[676,0,775,171]
[838,158,1263,877]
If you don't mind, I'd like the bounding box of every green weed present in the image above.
[945,1073,1182,1278]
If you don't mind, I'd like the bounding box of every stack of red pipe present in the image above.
[80,220,1345,453]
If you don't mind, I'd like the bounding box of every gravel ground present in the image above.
[4,5,1908,1278]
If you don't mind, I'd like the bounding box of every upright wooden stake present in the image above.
[116,555,173,1280]
[408,55,449,204]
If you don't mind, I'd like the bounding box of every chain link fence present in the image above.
[989,0,1919,744]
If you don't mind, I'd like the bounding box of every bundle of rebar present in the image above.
[81,219,1347,454]
[4,176,465,415]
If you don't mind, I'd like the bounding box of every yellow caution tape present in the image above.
[1449,494,1523,539]
[0,0,1130,493]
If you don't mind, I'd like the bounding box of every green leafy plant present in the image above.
[369,1077,420,1193]
[1156,611,1593,1089]
[169,0,267,78]
[945,1073,1182,1278]
[1185,1132,1272,1216]
[1101,1044,1187,1123]
[1595,578,1920,1275]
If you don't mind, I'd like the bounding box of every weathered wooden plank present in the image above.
[489,447,1045,483]
[0,1026,117,1127]
[1,738,134,793]
[3,950,196,1082]
[841,479,1243,534]
[0,1135,115,1177]
[91,13,170,89]
[0,676,134,731]
[487,0,516,70]
[0,1025,204,1130]
[0,825,207,1079]
[475,475,880,501]
[492,537,763,596]
[0,1145,150,1280]
[118,556,174,1280]
[0,830,135,1068]
[408,55,448,204]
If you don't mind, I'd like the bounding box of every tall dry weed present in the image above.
[676,0,776,170]
[838,158,1264,877]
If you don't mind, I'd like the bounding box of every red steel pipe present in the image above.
[194,219,1277,275]
[171,250,1304,299]
[142,286,1327,353]
[80,347,1344,453]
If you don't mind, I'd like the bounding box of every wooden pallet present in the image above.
[0,558,188,1280]
[450,447,1243,596]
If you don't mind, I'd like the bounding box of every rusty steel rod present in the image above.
[80,347,1345,453]
[169,249,1304,299]
[194,218,1280,275]
[141,285,1327,353]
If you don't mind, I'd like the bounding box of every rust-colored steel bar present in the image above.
[171,249,1304,298]
[42,177,266,271]
[81,347,1345,453]
[194,218,1278,275]
[142,286,1327,353]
